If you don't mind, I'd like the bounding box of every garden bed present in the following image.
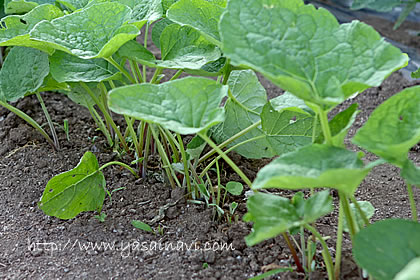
[1,1,420,279]
[0,70,419,279]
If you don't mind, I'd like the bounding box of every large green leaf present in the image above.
[353,219,420,280]
[0,46,49,102]
[220,0,408,108]
[119,24,221,71]
[0,4,63,54]
[158,24,221,69]
[351,0,403,12]
[39,152,106,219]
[353,86,420,167]
[108,77,227,134]
[4,0,55,14]
[212,70,316,159]
[243,190,333,246]
[50,51,121,83]
[85,0,163,27]
[167,0,224,46]
[252,144,372,195]
[30,2,140,59]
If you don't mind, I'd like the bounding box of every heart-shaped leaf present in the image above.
[252,144,373,195]
[39,152,106,219]
[226,181,243,196]
[244,190,333,246]
[158,24,221,69]
[119,24,221,71]
[353,86,420,167]
[86,0,163,27]
[167,0,224,46]
[0,46,49,102]
[220,0,408,108]
[212,70,317,159]
[30,2,140,59]
[50,51,121,83]
[4,0,55,14]
[0,4,63,54]
[353,219,420,280]
[108,77,227,134]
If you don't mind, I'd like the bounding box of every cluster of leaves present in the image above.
[1,0,419,279]
[351,0,420,29]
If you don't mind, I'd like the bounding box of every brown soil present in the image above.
[1,71,419,280]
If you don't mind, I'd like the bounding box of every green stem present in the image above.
[312,112,319,143]
[199,135,265,178]
[143,22,149,82]
[80,82,129,153]
[99,161,138,178]
[300,226,306,270]
[316,106,332,145]
[129,60,140,83]
[304,224,335,280]
[142,124,151,178]
[87,102,113,147]
[282,232,305,273]
[35,92,60,150]
[177,133,191,193]
[160,127,180,162]
[105,57,136,84]
[0,100,55,149]
[406,182,418,221]
[198,132,252,187]
[150,125,181,188]
[198,120,261,164]
[334,199,344,280]
[99,82,114,138]
[222,61,232,85]
[169,70,183,81]
[124,115,141,157]
[150,68,163,84]
[340,192,357,238]
[216,160,222,206]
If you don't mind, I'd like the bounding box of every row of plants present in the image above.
[1,0,419,279]
[351,0,420,29]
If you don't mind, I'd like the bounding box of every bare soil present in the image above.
[0,70,419,280]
